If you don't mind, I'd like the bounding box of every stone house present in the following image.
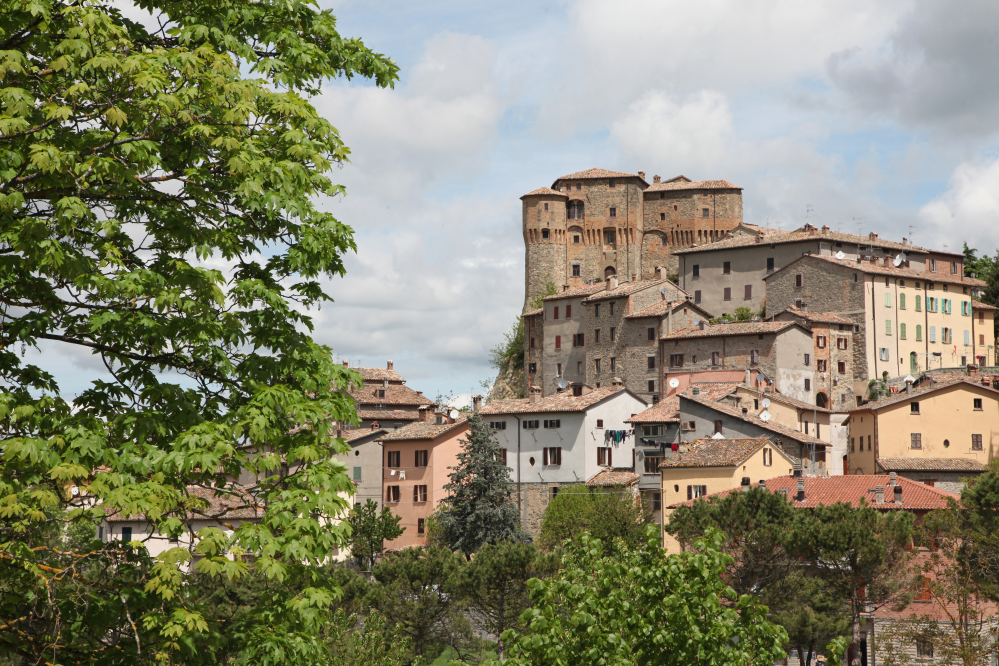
[626,395,681,524]
[479,385,647,538]
[335,426,387,510]
[660,320,816,404]
[847,377,999,491]
[341,360,433,430]
[764,254,989,398]
[772,306,857,411]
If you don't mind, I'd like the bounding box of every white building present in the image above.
[479,382,648,537]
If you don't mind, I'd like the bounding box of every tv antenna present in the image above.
[805,204,814,223]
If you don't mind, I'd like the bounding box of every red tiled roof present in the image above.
[521,186,568,199]
[523,307,544,317]
[357,410,421,422]
[353,366,406,382]
[582,278,672,303]
[628,394,680,423]
[765,254,987,288]
[554,168,645,184]
[674,226,927,255]
[735,387,834,414]
[644,178,741,192]
[973,300,999,311]
[669,474,960,510]
[660,436,776,468]
[662,320,800,340]
[348,383,433,408]
[624,299,711,320]
[106,484,265,522]
[680,391,826,447]
[586,467,640,486]
[850,379,999,412]
[773,306,856,326]
[877,457,987,472]
[480,387,644,416]
[380,417,469,442]
[542,283,606,301]
[341,428,388,442]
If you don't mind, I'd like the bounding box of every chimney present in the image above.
[793,464,802,478]
[875,485,885,504]
[472,394,482,412]
[383,378,389,388]
[821,225,830,233]
[336,428,342,438]
[699,320,706,330]
[416,391,423,397]
[969,364,979,375]
[608,276,618,290]
[869,232,878,240]
[894,484,903,505]
[530,386,541,404]
[342,359,349,367]
[796,478,805,502]
[653,175,661,183]
[692,386,700,396]
[889,471,897,485]
[638,170,646,180]
[741,476,751,492]
[632,275,637,282]
[656,266,667,282]
[742,406,748,415]
[611,377,624,387]
[759,479,767,490]
[370,422,378,430]
[387,360,394,370]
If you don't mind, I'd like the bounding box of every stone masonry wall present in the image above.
[662,332,779,380]
[517,482,566,539]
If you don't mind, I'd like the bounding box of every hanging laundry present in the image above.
[399,471,406,480]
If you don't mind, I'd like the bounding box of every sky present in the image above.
[34,0,999,405]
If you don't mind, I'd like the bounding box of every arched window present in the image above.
[816,393,828,408]
[604,266,616,279]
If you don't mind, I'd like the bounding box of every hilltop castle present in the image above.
[520,168,743,307]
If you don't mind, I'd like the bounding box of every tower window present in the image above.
[702,208,709,217]
[576,183,581,190]
[609,207,617,218]
[572,264,580,276]
[573,235,580,243]
[544,203,548,211]
[660,212,665,221]
[542,228,549,239]
[674,205,678,211]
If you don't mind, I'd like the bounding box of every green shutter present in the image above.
[353,467,361,482]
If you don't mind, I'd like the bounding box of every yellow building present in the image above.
[848,378,999,489]
[660,436,795,552]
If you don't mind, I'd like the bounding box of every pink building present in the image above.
[380,415,470,549]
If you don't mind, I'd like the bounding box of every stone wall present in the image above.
[517,482,566,539]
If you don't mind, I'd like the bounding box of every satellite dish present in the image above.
[761,398,771,408]
[835,251,846,260]
[893,253,904,267]
[557,379,569,390]
[668,378,680,389]
[693,318,701,327]
[449,409,459,419]
[759,411,771,422]
[70,486,79,496]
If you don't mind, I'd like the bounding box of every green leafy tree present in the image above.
[538,483,652,552]
[458,541,539,660]
[369,546,468,660]
[496,527,788,666]
[789,503,914,666]
[434,413,529,553]
[325,608,414,666]
[348,499,405,570]
[0,0,397,663]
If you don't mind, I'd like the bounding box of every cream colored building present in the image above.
[848,378,999,484]
[660,436,795,552]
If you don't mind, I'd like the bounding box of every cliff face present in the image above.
[488,354,523,401]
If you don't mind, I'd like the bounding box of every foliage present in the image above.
[713,307,763,323]
[495,527,788,666]
[347,499,405,571]
[824,636,850,666]
[368,546,470,660]
[325,608,415,666]
[0,0,397,662]
[457,541,539,660]
[489,280,557,371]
[964,243,999,350]
[868,378,890,400]
[434,414,529,553]
[538,483,652,551]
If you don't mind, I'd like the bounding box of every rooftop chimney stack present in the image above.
[875,485,885,504]
[796,478,805,502]
[889,471,897,485]
[741,477,751,492]
[530,386,541,404]
[759,479,767,490]
[692,386,700,396]
[342,359,349,368]
[608,276,618,290]
[653,175,661,183]
[472,394,483,412]
[638,170,646,180]
[699,320,706,330]
[894,485,903,505]
[383,378,389,388]
[387,360,394,370]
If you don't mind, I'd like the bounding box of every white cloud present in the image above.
[918,159,999,254]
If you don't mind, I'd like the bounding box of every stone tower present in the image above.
[522,169,743,308]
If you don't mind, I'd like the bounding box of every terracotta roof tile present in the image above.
[851,379,999,412]
[624,299,712,320]
[353,366,405,382]
[766,255,987,288]
[347,383,433,408]
[542,283,606,301]
[644,178,741,192]
[356,410,421,422]
[660,436,774,468]
[662,320,799,340]
[521,186,568,199]
[773,306,856,325]
[523,307,544,317]
[674,226,927,255]
[680,391,826,447]
[973,300,999,311]
[582,278,673,303]
[106,484,265,522]
[669,474,960,510]
[586,467,640,486]
[736,387,834,414]
[341,428,388,442]
[480,387,643,416]
[554,168,645,183]
[628,394,680,423]
[380,417,469,441]
[877,457,987,472]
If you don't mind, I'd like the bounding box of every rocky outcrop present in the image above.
[488,354,523,401]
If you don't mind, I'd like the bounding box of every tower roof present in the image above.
[552,168,648,187]
[520,186,568,199]
[644,178,742,192]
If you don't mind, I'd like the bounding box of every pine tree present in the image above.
[434,413,530,553]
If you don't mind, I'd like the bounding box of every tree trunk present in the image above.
[851,599,862,666]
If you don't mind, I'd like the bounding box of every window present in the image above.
[767,257,775,271]
[566,305,571,318]
[930,259,937,272]
[973,434,983,450]
[543,447,562,465]
[523,420,539,429]
[929,326,936,343]
[647,356,656,370]
[489,421,507,430]
[974,398,983,410]
[763,448,773,466]
[687,485,708,499]
[795,274,803,288]
[952,261,958,275]
[387,451,401,468]
[692,264,700,278]
[610,327,616,341]
[574,235,580,244]
[542,228,549,239]
[879,348,890,361]
[122,527,132,542]
[723,287,731,301]
[651,493,662,510]
[594,329,601,343]
[415,450,428,467]
[700,208,708,218]
[694,290,702,303]
[553,306,559,320]
[670,354,684,367]
[838,361,846,374]
[577,183,581,190]
[573,385,582,396]
[609,207,617,219]
[413,485,428,502]
[982,334,986,345]
[643,425,663,437]
[911,433,922,449]
[647,327,656,341]
[900,323,907,339]
[817,335,826,348]
[595,358,601,373]
[751,349,759,364]
[577,361,582,374]
[744,284,752,299]
[885,319,892,335]
[596,419,604,428]
[817,359,827,372]
[660,212,666,221]
[723,261,731,274]
[352,466,362,482]
[965,329,970,345]
[609,303,615,315]
[498,448,507,465]
[898,293,906,310]
[544,203,549,211]
[804,378,811,391]
[916,641,933,658]
[714,420,723,434]
[610,357,616,371]
[915,295,922,311]
[910,402,920,415]
[980,311,985,324]
[595,304,600,317]
[529,362,536,374]
[572,264,581,276]
[418,518,426,535]
[837,337,848,350]
[804,353,810,366]
[711,351,721,366]
[597,447,612,466]
[554,335,561,349]
[386,486,400,503]
[648,380,656,393]
[609,179,615,188]
[544,419,561,428]
[916,324,922,341]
